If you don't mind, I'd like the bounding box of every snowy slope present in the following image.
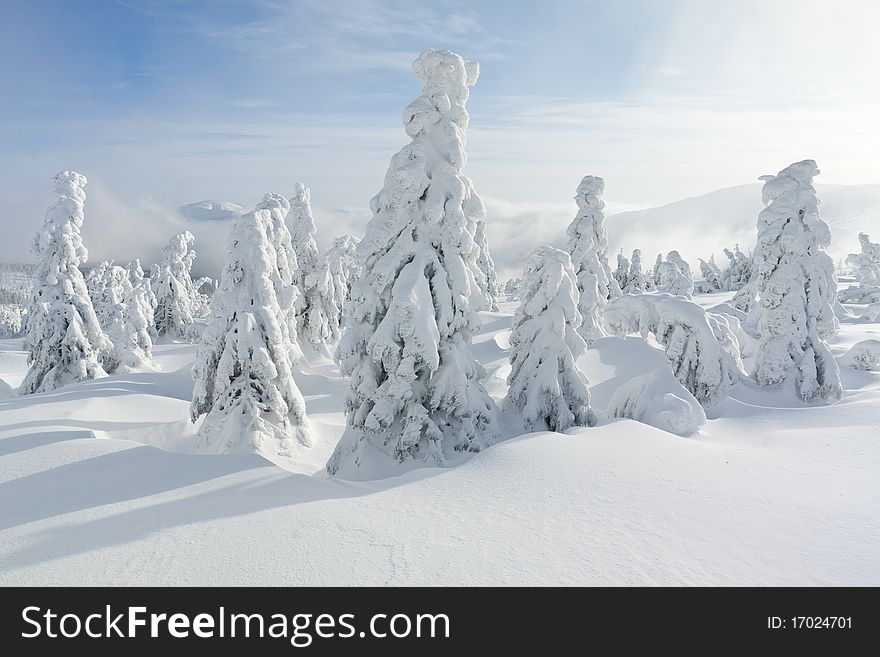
[0,298,878,585]
[607,183,880,268]
[179,200,246,222]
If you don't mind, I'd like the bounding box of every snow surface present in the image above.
[0,290,878,585]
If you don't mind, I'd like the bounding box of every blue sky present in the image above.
[1,0,878,273]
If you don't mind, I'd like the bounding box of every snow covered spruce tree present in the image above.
[604,293,743,406]
[721,245,751,291]
[845,233,880,287]
[328,49,499,476]
[698,256,724,292]
[190,203,310,456]
[287,182,331,352]
[614,252,630,291]
[657,255,694,297]
[153,231,196,338]
[111,259,154,371]
[506,246,595,431]
[750,160,842,403]
[323,234,361,348]
[652,252,664,287]
[565,175,620,343]
[474,218,499,311]
[624,248,648,293]
[21,171,112,394]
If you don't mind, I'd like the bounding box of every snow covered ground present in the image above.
[0,296,878,586]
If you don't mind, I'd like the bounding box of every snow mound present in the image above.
[607,367,706,436]
[0,376,15,399]
[179,200,245,222]
[862,303,880,321]
[839,340,880,371]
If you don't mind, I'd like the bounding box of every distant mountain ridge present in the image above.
[607,183,880,266]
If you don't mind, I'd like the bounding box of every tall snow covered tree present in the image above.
[111,259,154,371]
[287,182,329,352]
[614,252,631,291]
[21,171,112,394]
[624,248,647,293]
[329,49,499,476]
[750,160,842,403]
[474,218,499,311]
[153,231,197,338]
[652,252,664,287]
[506,246,595,432]
[191,203,310,456]
[566,175,620,343]
[323,234,361,348]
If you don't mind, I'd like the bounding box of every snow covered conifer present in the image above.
[506,245,595,431]
[474,218,499,311]
[323,234,361,348]
[191,204,309,456]
[604,293,743,406]
[153,231,196,338]
[625,248,647,293]
[566,175,620,343]
[22,171,111,394]
[652,252,664,287]
[699,256,723,291]
[721,245,752,291]
[845,233,880,287]
[750,160,842,403]
[110,259,154,371]
[329,49,499,476]
[287,182,327,348]
[614,252,631,294]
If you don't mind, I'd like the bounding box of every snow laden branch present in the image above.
[329,49,499,477]
[566,175,620,344]
[191,198,310,457]
[22,171,111,394]
[749,160,843,403]
[604,293,744,406]
[506,246,595,432]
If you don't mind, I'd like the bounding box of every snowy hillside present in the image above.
[179,200,246,222]
[1,294,878,585]
[607,183,880,266]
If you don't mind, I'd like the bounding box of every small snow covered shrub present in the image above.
[506,245,596,432]
[22,171,111,394]
[845,233,880,287]
[502,277,522,302]
[656,251,694,297]
[565,175,620,343]
[749,160,842,403]
[153,231,197,338]
[862,303,880,321]
[190,201,310,456]
[614,252,631,292]
[0,304,25,338]
[604,293,743,406]
[329,49,499,476]
[838,340,880,371]
[608,367,706,437]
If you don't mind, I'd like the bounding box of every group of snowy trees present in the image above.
[16,46,866,480]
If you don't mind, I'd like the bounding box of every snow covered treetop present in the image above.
[291,182,310,208]
[403,49,478,143]
[36,170,89,259]
[758,159,829,249]
[575,175,604,208]
[256,191,290,218]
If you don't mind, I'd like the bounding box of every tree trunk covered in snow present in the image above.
[329,49,499,475]
[22,171,111,394]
